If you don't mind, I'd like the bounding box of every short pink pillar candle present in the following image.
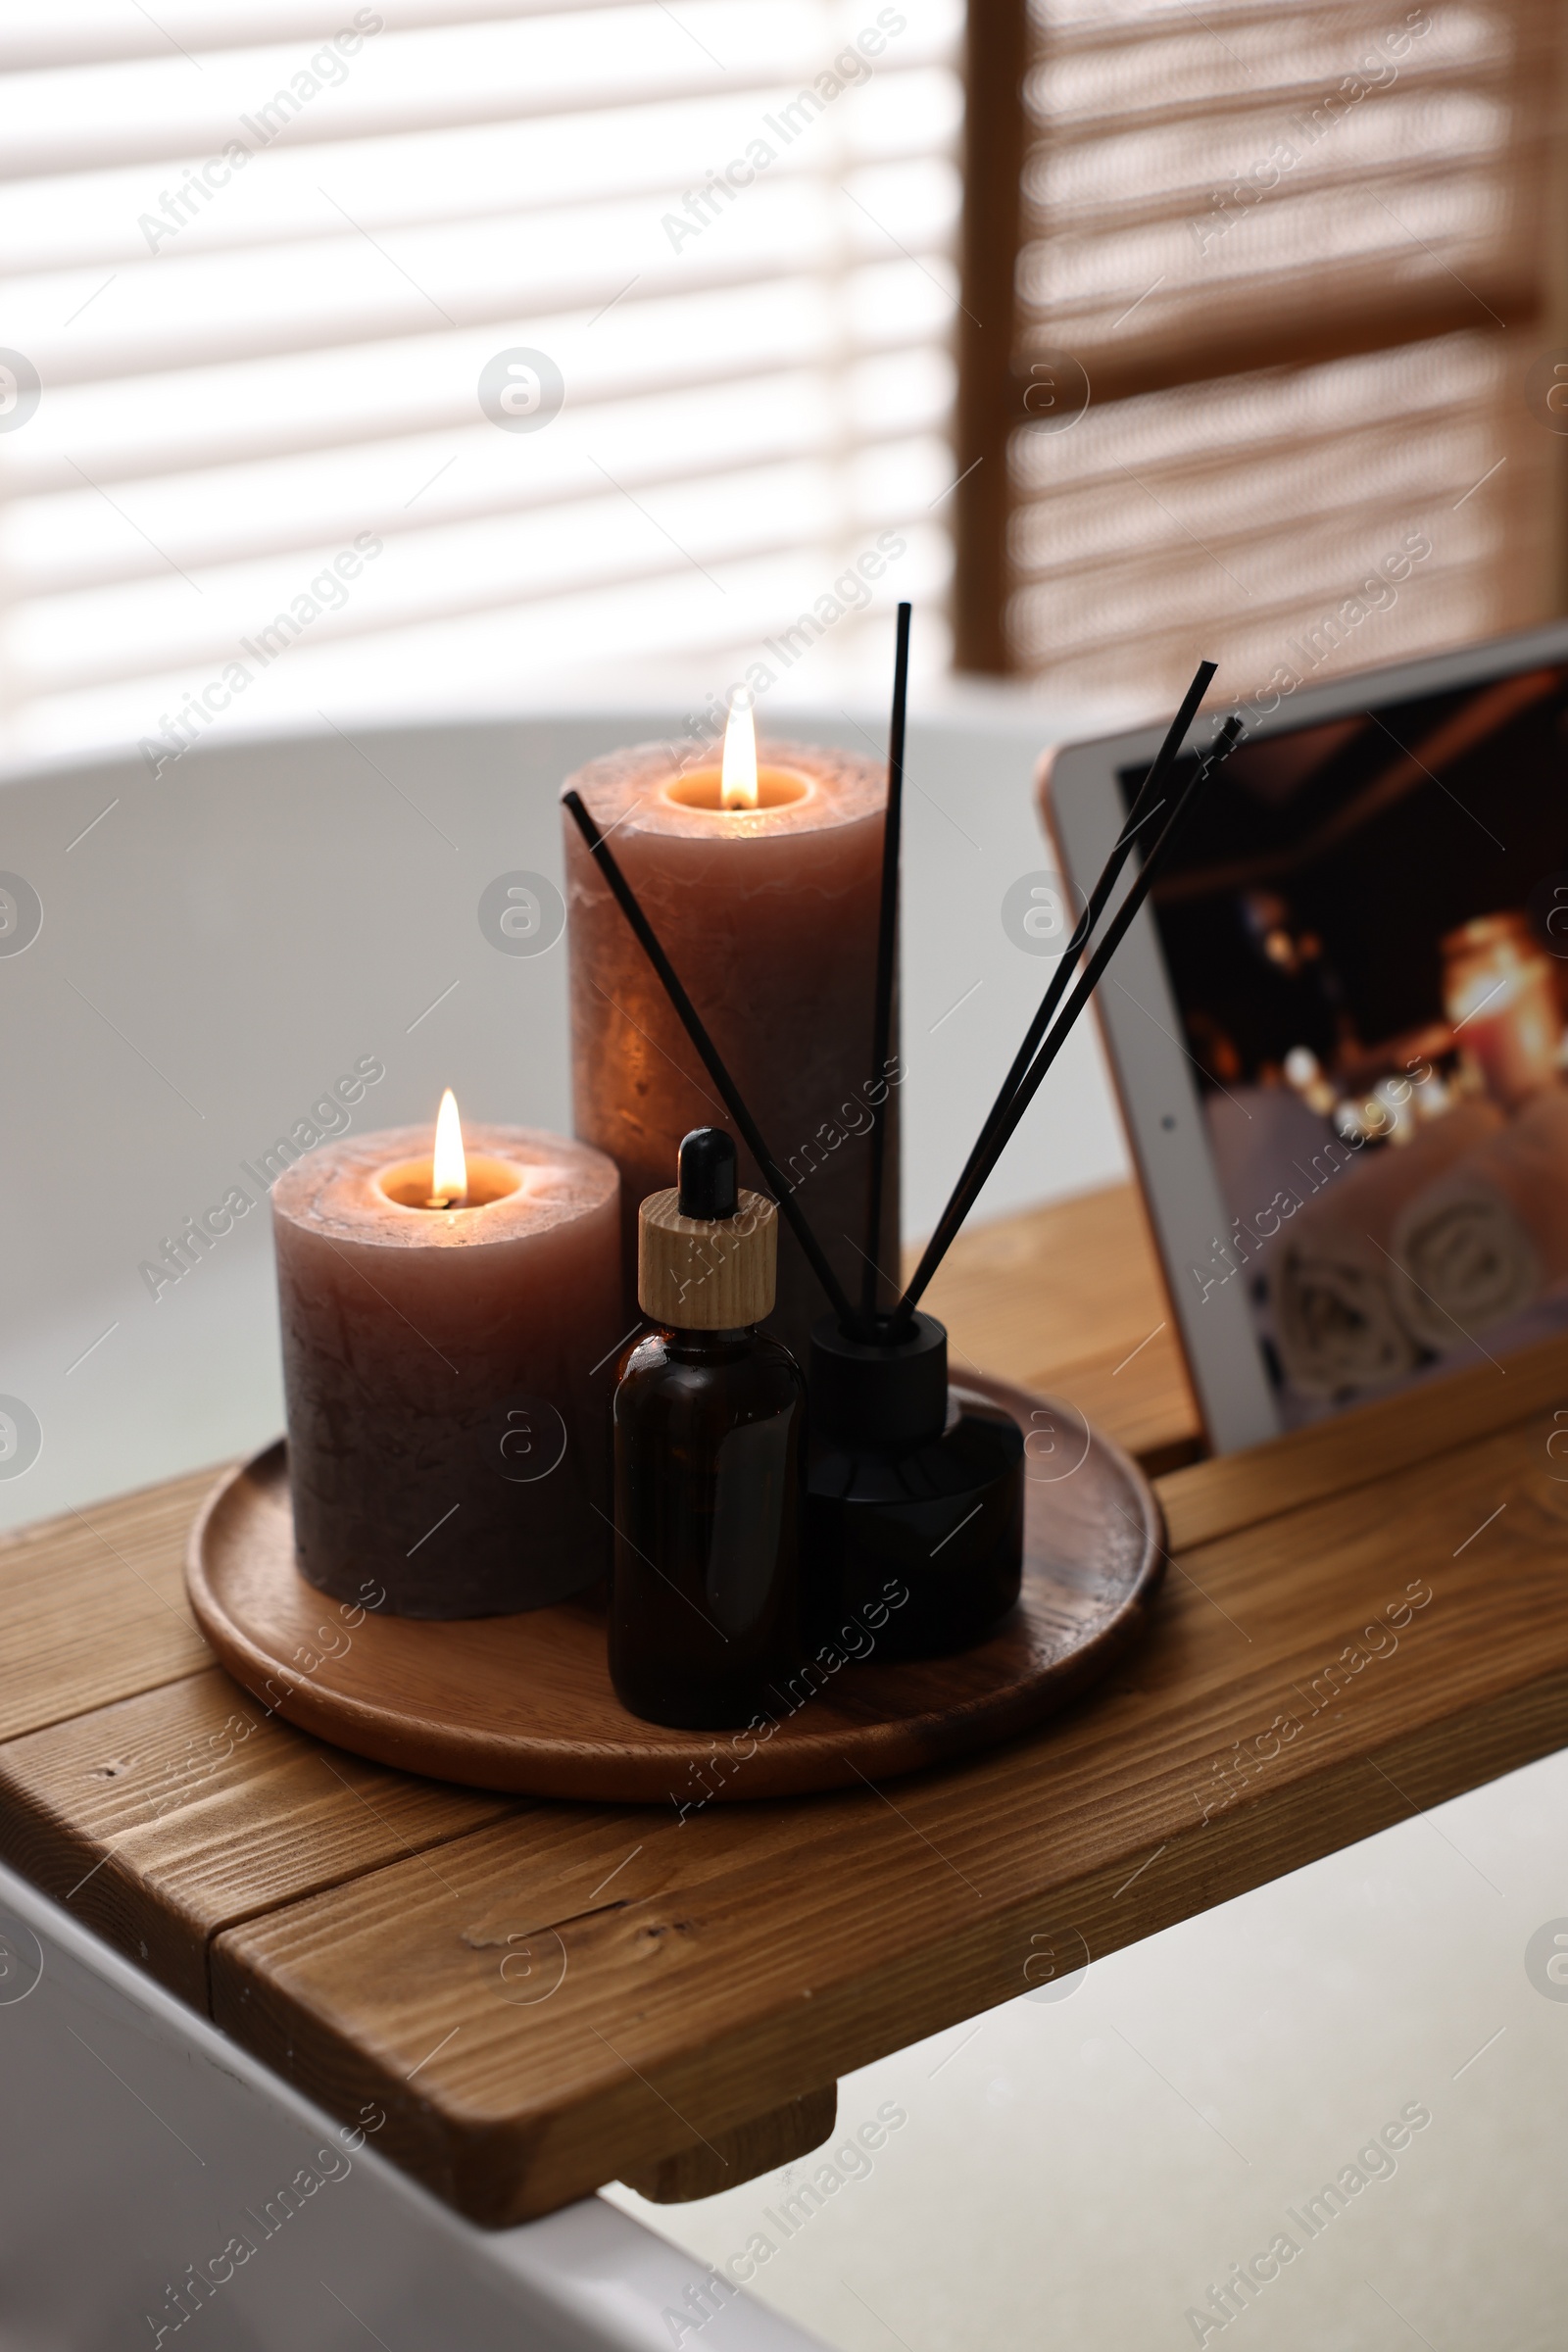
[271,1115,621,1618]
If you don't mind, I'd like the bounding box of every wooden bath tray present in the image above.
[185,1374,1163,1803]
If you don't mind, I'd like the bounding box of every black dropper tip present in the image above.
[678,1126,738,1220]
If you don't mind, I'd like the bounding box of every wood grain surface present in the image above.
[620,2083,839,2204]
[210,1373,1568,2224]
[3,1188,1565,2230]
[184,1379,1163,1802]
[0,1667,513,2005]
[0,1465,214,1742]
[1158,1322,1568,1553]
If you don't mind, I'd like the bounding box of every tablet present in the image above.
[1047,620,1568,1454]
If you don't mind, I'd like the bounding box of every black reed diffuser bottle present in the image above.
[807,1313,1024,1658]
[611,1128,807,1728]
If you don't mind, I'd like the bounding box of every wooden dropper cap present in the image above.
[638,1127,776,1329]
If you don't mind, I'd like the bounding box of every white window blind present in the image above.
[0,0,960,761]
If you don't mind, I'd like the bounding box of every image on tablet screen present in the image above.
[1130,664,1568,1426]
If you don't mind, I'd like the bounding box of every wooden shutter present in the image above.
[956,0,1568,708]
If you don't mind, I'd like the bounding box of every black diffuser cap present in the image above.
[809,1312,949,1450]
[678,1126,739,1220]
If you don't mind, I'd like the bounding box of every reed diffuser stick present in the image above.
[896,712,1246,1324]
[906,658,1216,1322]
[861,601,911,1318]
[563,789,865,1336]
[996,657,1215,1100]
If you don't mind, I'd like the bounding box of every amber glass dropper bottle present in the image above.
[610,1127,807,1729]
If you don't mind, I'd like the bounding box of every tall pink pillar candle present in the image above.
[563,737,901,1366]
[272,1122,620,1618]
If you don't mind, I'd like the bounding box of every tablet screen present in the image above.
[1127,664,1568,1424]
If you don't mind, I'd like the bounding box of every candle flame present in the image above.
[431,1088,467,1205]
[721,690,759,810]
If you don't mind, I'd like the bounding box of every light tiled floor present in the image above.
[606,1746,1568,2350]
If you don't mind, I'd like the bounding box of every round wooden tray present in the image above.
[186,1374,1164,1803]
